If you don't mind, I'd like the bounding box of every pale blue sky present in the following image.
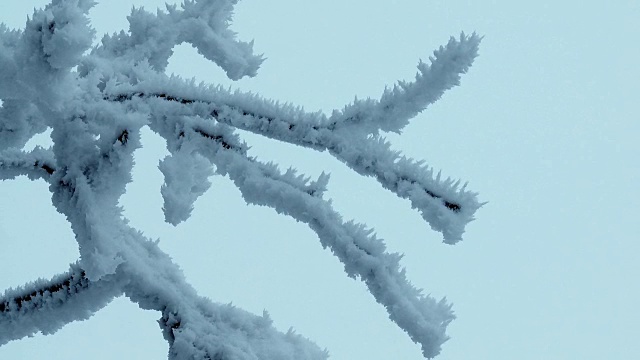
[1,1,638,359]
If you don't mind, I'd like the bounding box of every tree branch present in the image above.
[0,147,56,181]
[148,112,454,357]
[0,263,123,346]
[110,84,480,243]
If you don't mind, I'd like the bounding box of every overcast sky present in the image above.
[1,1,639,359]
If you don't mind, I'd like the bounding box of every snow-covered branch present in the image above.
[0,264,122,346]
[88,0,263,78]
[333,32,482,135]
[107,73,482,243]
[140,100,457,357]
[1,0,484,358]
[213,145,456,359]
[0,147,56,181]
[0,99,47,150]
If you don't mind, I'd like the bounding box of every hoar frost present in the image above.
[0,1,483,359]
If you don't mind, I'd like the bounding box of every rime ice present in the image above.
[0,1,483,359]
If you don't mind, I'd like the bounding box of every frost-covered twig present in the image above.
[333,32,482,135]
[214,145,456,359]
[0,147,56,181]
[145,107,455,358]
[108,75,482,243]
[0,0,484,358]
[0,264,122,346]
[0,99,47,150]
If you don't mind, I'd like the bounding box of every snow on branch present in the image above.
[108,78,481,243]
[0,263,123,346]
[0,1,484,359]
[0,147,56,181]
[90,0,263,78]
[334,32,482,135]
[211,144,456,359]
[0,99,47,150]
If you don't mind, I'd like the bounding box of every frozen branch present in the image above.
[1,1,485,359]
[108,84,480,243]
[0,147,56,181]
[147,112,454,357]
[0,99,47,151]
[214,148,456,359]
[333,32,482,134]
[88,0,263,78]
[59,175,329,360]
[0,264,122,346]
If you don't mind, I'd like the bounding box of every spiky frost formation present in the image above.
[0,1,483,358]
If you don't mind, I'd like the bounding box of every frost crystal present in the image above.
[0,1,483,359]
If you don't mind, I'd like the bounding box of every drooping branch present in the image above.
[216,148,456,359]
